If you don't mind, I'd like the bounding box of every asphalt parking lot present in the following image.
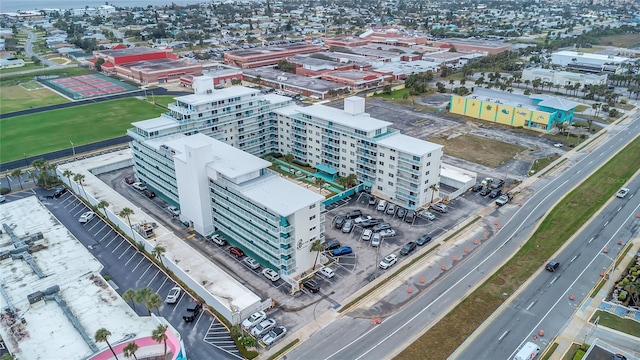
[17,187,242,360]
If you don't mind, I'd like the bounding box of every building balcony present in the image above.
[280,256,295,267]
[356,142,377,151]
[357,151,377,162]
[398,156,421,166]
[280,245,295,256]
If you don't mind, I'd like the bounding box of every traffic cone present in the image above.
[453,256,457,262]
[377,318,381,324]
[420,277,425,284]
[441,264,446,271]
[569,294,575,301]
[464,246,469,253]
[474,239,479,245]
[371,317,376,325]
[603,247,608,253]
[618,240,623,245]
[539,329,544,337]
[407,286,412,294]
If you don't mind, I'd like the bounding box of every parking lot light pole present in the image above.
[70,141,75,157]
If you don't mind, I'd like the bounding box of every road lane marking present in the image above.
[508,201,640,360]
[603,221,609,227]
[576,170,581,174]
[526,302,535,311]
[550,276,558,285]
[499,330,510,341]
[570,255,577,263]
[617,207,622,212]
[588,161,593,165]
[588,237,594,243]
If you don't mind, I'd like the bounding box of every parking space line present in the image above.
[98,230,114,243]
[118,245,133,259]
[70,204,84,214]
[106,234,120,247]
[156,277,169,293]
[139,264,153,278]
[91,222,108,233]
[111,239,126,253]
[124,252,139,266]
[193,310,205,328]
[147,270,161,287]
[132,258,146,272]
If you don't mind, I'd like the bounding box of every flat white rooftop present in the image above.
[131,115,177,133]
[176,86,259,106]
[297,103,393,132]
[0,197,157,360]
[377,133,443,157]
[242,174,325,216]
[553,50,629,63]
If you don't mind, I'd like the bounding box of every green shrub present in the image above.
[632,271,638,277]
[0,187,9,195]
[619,292,627,301]
[623,278,630,284]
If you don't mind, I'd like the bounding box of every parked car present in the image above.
[228,246,244,258]
[251,319,276,337]
[419,211,436,221]
[372,222,391,232]
[124,175,136,184]
[354,215,372,224]
[0,195,4,203]
[489,188,502,198]
[371,233,381,247]
[479,187,492,196]
[341,220,355,233]
[242,311,267,329]
[53,187,67,198]
[132,182,147,191]
[167,206,180,216]
[617,188,630,198]
[496,194,510,206]
[379,254,398,269]
[376,200,388,211]
[143,189,156,199]
[430,203,448,213]
[345,209,362,219]
[334,215,346,229]
[368,196,377,205]
[471,183,483,192]
[332,246,353,256]
[416,234,432,246]
[379,229,396,238]
[481,177,494,186]
[303,280,320,293]
[386,204,397,215]
[243,257,260,270]
[490,179,505,189]
[360,218,383,228]
[261,326,287,346]
[319,266,335,279]
[78,211,95,223]
[262,268,280,282]
[164,286,182,304]
[361,229,373,241]
[553,143,564,148]
[396,207,406,219]
[400,242,417,255]
[404,210,416,223]
[545,260,560,272]
[182,301,203,322]
[208,234,227,246]
[324,240,341,251]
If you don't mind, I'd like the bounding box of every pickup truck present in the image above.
[495,193,513,206]
[616,188,630,198]
[183,301,203,322]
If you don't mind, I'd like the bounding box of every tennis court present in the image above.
[41,73,137,99]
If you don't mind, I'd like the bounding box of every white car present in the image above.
[78,211,95,223]
[132,182,147,191]
[243,257,260,270]
[371,232,381,247]
[318,266,335,279]
[616,188,630,198]
[164,286,182,304]
[354,215,372,224]
[379,229,396,238]
[379,254,398,269]
[262,268,280,282]
[481,177,494,186]
[167,206,180,216]
[553,143,563,148]
[361,229,373,241]
[251,318,276,337]
[242,311,266,329]
[261,326,287,346]
[0,195,5,203]
[420,211,436,221]
[376,200,388,211]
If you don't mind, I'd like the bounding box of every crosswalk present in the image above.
[203,319,242,358]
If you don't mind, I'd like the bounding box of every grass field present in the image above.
[597,34,640,48]
[0,62,45,74]
[373,87,411,100]
[396,137,640,360]
[0,98,165,163]
[0,67,95,87]
[0,84,68,113]
[591,310,640,337]
[150,95,178,108]
[428,134,527,168]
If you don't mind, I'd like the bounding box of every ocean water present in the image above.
[0,0,208,13]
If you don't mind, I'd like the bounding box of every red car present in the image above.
[228,246,244,258]
[125,175,136,184]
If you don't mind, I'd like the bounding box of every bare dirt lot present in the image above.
[428,133,527,168]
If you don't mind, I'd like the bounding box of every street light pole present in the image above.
[70,141,75,157]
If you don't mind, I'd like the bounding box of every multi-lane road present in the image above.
[283,115,640,359]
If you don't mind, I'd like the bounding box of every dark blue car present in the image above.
[332,246,353,256]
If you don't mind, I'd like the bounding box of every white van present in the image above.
[377,199,388,211]
[514,342,540,360]
[319,266,335,279]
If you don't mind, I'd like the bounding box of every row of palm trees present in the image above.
[122,287,163,316]
[94,323,170,360]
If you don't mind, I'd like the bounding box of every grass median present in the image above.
[396,136,640,360]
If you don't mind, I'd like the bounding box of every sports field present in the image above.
[0,83,69,113]
[0,98,165,163]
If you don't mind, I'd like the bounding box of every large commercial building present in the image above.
[522,68,608,86]
[223,43,322,68]
[128,78,442,285]
[550,50,630,74]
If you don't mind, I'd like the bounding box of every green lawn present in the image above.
[0,62,46,74]
[0,84,68,113]
[591,310,640,337]
[0,67,95,87]
[0,98,165,162]
[396,137,640,360]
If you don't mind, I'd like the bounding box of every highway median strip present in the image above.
[396,136,640,360]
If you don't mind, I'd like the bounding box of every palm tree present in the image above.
[135,287,153,315]
[345,173,357,188]
[1,353,17,360]
[73,173,86,196]
[152,245,166,265]
[11,169,22,189]
[429,184,439,204]
[283,153,294,164]
[28,170,38,185]
[119,207,135,234]
[123,342,139,360]
[96,200,109,218]
[32,158,48,187]
[151,324,169,358]
[144,293,162,315]
[310,239,324,271]
[122,288,137,310]
[94,328,119,360]
[62,169,74,187]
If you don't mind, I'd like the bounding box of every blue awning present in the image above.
[315,163,338,175]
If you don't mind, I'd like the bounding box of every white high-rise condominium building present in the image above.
[127,77,442,284]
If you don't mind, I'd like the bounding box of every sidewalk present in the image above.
[549,238,640,360]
